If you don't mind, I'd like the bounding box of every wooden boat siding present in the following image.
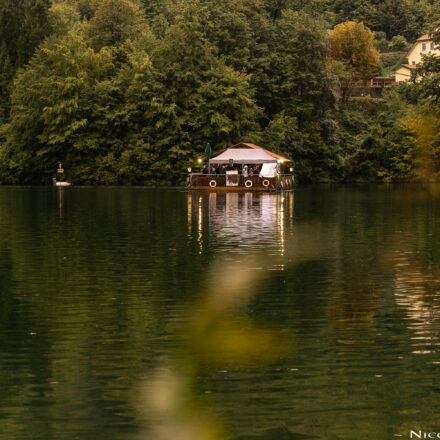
[188,174,294,190]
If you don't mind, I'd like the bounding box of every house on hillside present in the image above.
[395,34,440,82]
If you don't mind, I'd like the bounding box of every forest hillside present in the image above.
[1,0,440,184]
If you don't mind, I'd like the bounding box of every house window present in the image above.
[431,42,435,50]
[412,60,416,65]
[422,43,426,51]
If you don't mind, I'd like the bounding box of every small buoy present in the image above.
[53,164,71,186]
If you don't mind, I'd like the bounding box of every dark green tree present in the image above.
[144,5,260,182]
[413,53,440,102]
[84,0,146,51]
[0,0,52,68]
[48,1,81,37]
[1,31,115,183]
[0,41,13,123]
[0,0,52,120]
[252,10,335,123]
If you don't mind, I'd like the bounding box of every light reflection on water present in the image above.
[187,191,294,258]
[1,186,440,440]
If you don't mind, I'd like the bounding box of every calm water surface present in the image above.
[1,186,440,440]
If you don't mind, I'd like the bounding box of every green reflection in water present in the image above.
[1,186,440,440]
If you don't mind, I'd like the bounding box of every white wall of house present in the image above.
[395,37,440,82]
[407,39,440,65]
[395,66,412,82]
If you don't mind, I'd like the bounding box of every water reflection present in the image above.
[57,187,64,219]
[3,187,440,440]
[187,192,294,256]
[391,249,440,356]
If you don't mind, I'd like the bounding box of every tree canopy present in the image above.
[0,0,439,184]
[330,21,380,80]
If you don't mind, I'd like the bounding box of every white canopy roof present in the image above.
[210,148,278,164]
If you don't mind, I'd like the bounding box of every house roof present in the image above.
[210,143,291,164]
[405,34,436,60]
[417,34,433,41]
[399,64,417,70]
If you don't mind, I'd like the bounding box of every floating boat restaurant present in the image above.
[187,143,294,191]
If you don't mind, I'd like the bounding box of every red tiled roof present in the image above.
[401,64,417,69]
[211,142,291,163]
[417,34,432,41]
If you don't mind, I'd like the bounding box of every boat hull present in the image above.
[187,174,294,191]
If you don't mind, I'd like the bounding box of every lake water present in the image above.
[1,186,440,440]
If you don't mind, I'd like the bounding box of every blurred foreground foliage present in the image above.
[146,260,289,440]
